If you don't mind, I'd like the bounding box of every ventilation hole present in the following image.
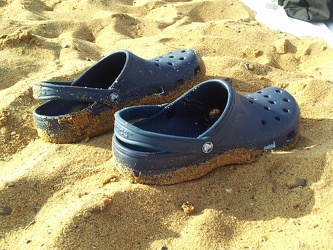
[181,50,186,53]
[264,95,270,98]
[261,120,267,126]
[249,100,254,104]
[167,62,173,66]
[164,107,176,119]
[151,86,164,95]
[249,97,255,100]
[275,115,281,121]
[275,89,282,93]
[179,57,185,60]
[264,106,270,110]
[175,79,184,86]
[283,108,289,113]
[194,66,201,76]
[287,130,296,141]
[155,63,160,67]
[283,98,290,102]
[269,100,276,104]
[169,55,175,58]
[257,91,262,94]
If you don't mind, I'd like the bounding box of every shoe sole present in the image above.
[114,130,300,185]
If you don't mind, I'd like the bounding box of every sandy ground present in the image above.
[1,0,333,249]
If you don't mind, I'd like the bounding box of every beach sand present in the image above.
[1,0,333,249]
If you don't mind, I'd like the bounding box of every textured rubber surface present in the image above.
[112,79,300,185]
[33,49,201,103]
[33,49,203,143]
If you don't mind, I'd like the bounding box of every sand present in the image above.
[1,0,333,249]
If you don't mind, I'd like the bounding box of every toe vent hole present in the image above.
[275,115,281,121]
[179,57,185,60]
[283,108,289,113]
[151,86,165,95]
[194,66,201,76]
[269,100,276,104]
[275,89,282,93]
[176,79,184,86]
[283,98,290,102]
[167,62,173,66]
[264,106,270,110]
[261,120,267,126]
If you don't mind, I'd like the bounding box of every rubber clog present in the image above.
[112,79,300,185]
[33,49,203,143]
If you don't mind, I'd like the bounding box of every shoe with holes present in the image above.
[112,79,300,185]
[33,49,203,143]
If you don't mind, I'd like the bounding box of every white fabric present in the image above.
[240,0,333,48]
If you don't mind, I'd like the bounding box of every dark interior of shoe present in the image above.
[73,52,126,89]
[135,81,229,137]
[35,100,92,116]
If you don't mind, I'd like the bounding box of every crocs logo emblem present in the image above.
[202,141,213,154]
[115,124,133,138]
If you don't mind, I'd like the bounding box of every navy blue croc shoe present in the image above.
[33,49,203,143]
[112,79,300,185]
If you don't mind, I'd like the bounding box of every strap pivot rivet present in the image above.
[202,141,213,154]
[110,92,119,103]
